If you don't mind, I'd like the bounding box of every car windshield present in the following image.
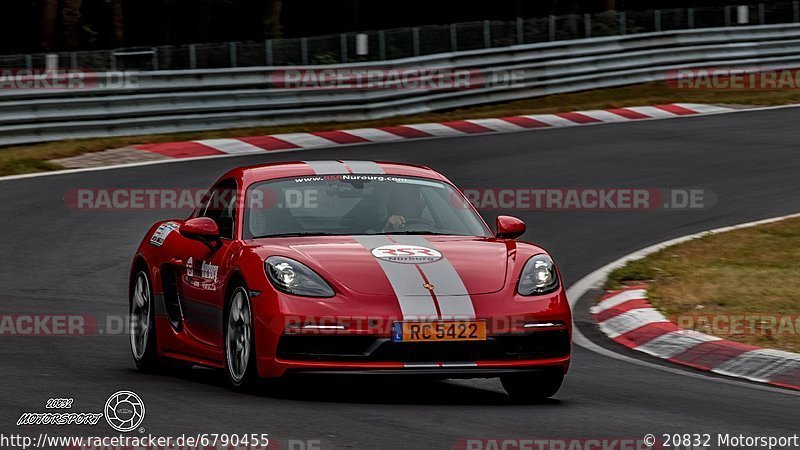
[243,174,490,239]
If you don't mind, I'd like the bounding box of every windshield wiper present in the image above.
[255,232,339,238]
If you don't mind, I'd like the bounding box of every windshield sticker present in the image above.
[149,221,179,247]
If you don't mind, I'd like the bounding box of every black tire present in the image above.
[130,269,161,372]
[223,282,259,391]
[501,370,564,402]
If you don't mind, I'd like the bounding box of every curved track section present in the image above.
[2,108,799,447]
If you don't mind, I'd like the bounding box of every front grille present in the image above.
[276,330,569,362]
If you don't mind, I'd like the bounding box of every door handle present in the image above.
[170,257,184,266]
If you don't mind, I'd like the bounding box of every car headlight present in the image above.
[517,254,559,296]
[265,256,335,298]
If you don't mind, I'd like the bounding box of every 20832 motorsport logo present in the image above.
[17,390,145,432]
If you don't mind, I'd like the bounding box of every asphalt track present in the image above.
[2,107,799,449]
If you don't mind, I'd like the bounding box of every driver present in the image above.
[383,188,424,232]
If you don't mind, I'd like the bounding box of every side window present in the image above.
[197,179,237,239]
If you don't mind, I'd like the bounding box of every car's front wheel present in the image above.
[224,283,259,390]
[500,370,564,402]
[130,269,160,371]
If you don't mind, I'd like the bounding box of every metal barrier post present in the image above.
[189,44,197,69]
[549,15,556,41]
[229,42,237,67]
[265,39,273,66]
[301,38,309,64]
[585,13,591,37]
[725,6,731,26]
[655,10,662,31]
[516,17,524,44]
[483,20,491,48]
[412,27,420,56]
[688,8,694,29]
[759,3,765,24]
[378,30,386,60]
[340,34,348,63]
[795,1,800,22]
[620,11,626,34]
[450,24,458,52]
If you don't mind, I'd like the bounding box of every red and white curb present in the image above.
[592,286,800,390]
[135,103,732,159]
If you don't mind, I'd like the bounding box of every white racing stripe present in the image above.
[303,160,350,175]
[353,236,439,320]
[341,160,385,174]
[390,236,476,320]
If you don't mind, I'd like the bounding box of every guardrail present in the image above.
[3,23,800,147]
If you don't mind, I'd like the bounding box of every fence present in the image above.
[2,23,800,146]
[1,1,800,71]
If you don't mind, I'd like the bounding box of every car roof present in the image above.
[218,160,449,186]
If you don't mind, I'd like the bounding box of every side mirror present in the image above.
[180,217,221,250]
[495,215,526,240]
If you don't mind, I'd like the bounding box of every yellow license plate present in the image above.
[393,321,487,342]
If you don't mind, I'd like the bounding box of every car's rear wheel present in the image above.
[130,270,160,371]
[224,283,258,391]
[500,370,564,402]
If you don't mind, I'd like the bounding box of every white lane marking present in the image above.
[193,139,266,154]
[404,123,468,137]
[464,118,525,132]
[635,330,721,359]
[340,160,384,174]
[344,128,406,142]
[598,308,668,338]
[303,160,349,175]
[591,289,648,315]
[521,114,575,127]
[567,211,800,396]
[623,106,678,118]
[270,133,337,148]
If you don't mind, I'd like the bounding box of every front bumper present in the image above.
[251,284,572,378]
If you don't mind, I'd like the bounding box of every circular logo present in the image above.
[371,245,443,264]
[104,391,145,432]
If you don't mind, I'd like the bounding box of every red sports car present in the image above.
[129,161,571,400]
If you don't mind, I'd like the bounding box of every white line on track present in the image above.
[567,212,800,396]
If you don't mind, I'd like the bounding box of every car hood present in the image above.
[258,236,511,296]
